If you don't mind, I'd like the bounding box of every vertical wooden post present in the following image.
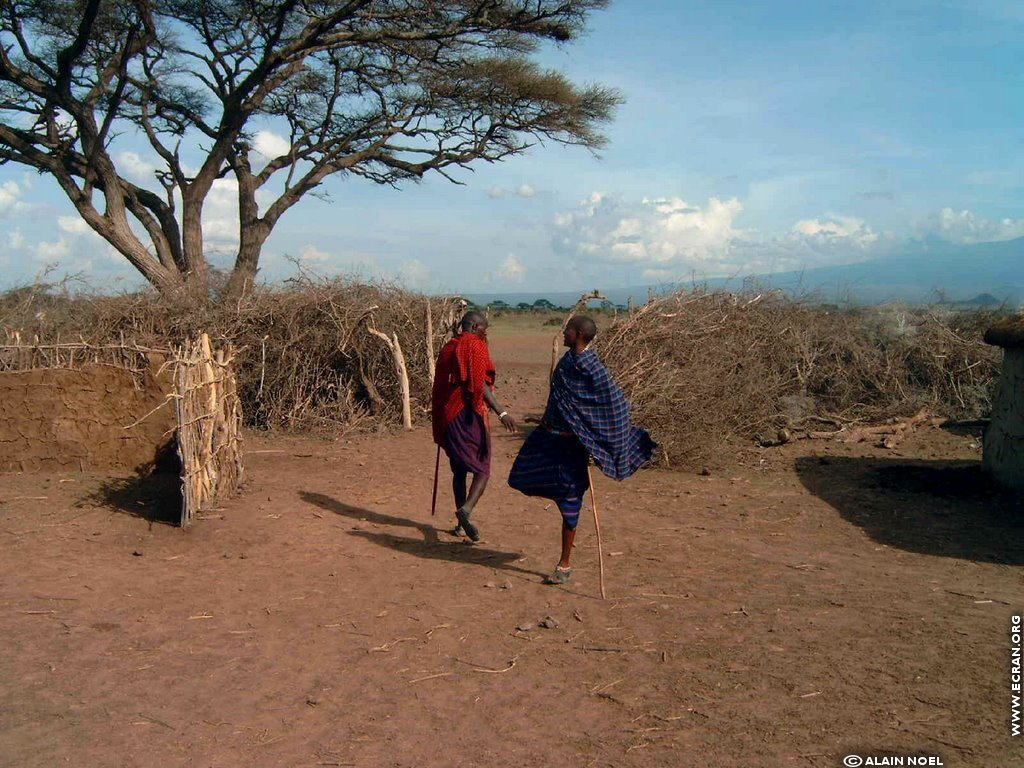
[392,331,413,431]
[426,298,435,384]
[586,465,606,600]
[365,321,413,431]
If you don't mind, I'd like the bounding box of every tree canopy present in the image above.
[0,0,620,297]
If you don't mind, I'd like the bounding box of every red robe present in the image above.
[431,332,496,447]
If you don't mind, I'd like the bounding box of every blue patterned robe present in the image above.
[508,348,655,505]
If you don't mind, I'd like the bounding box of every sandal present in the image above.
[456,508,480,542]
[542,566,572,585]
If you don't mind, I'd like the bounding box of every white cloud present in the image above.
[791,215,878,246]
[8,229,24,249]
[922,207,1024,244]
[298,244,331,262]
[0,180,28,217]
[57,216,93,235]
[553,193,744,273]
[35,238,70,261]
[398,258,431,289]
[115,151,157,182]
[487,184,537,199]
[495,254,526,283]
[202,178,241,252]
[737,216,889,274]
[253,130,292,160]
[551,192,898,280]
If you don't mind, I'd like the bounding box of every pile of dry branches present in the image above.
[0,277,464,434]
[596,289,1003,466]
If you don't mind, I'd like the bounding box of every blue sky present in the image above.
[0,0,1021,294]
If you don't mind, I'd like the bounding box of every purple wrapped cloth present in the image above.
[444,408,491,476]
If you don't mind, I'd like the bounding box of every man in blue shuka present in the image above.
[508,315,655,585]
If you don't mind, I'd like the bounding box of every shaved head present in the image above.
[569,315,597,343]
[460,310,487,332]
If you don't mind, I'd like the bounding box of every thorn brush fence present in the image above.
[1,280,468,435]
[596,289,1003,467]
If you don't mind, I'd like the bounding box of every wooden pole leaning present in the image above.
[587,464,607,600]
[431,445,441,516]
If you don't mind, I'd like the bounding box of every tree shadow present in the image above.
[795,455,1024,564]
[299,491,546,578]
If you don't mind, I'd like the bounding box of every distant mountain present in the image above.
[717,235,1023,305]
[462,236,1024,308]
[950,293,1005,307]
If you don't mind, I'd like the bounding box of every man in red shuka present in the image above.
[432,311,517,541]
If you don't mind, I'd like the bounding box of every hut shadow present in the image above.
[88,472,182,525]
[299,491,545,578]
[795,455,1024,565]
[86,442,183,525]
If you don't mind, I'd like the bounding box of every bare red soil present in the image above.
[1,321,1022,767]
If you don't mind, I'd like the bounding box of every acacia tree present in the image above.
[0,0,619,298]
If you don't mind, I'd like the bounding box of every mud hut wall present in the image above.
[0,365,176,473]
[983,347,1024,491]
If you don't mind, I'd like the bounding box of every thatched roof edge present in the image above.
[984,318,1024,348]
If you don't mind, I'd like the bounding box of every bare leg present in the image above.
[461,473,489,513]
[558,523,577,569]
[455,473,489,542]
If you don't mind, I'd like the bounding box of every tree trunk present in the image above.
[222,160,270,301]
[223,248,261,300]
[180,194,209,289]
[223,222,269,301]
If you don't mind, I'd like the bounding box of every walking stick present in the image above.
[430,445,441,516]
[587,465,606,600]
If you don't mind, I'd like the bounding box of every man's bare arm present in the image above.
[484,385,517,433]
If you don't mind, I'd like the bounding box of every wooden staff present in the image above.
[587,465,606,599]
[430,445,441,516]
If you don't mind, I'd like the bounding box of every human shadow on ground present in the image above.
[301,490,443,542]
[795,455,1024,565]
[299,491,545,578]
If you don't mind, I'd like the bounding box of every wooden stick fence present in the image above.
[0,331,161,386]
[174,333,244,527]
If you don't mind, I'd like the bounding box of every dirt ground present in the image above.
[1,318,1022,768]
